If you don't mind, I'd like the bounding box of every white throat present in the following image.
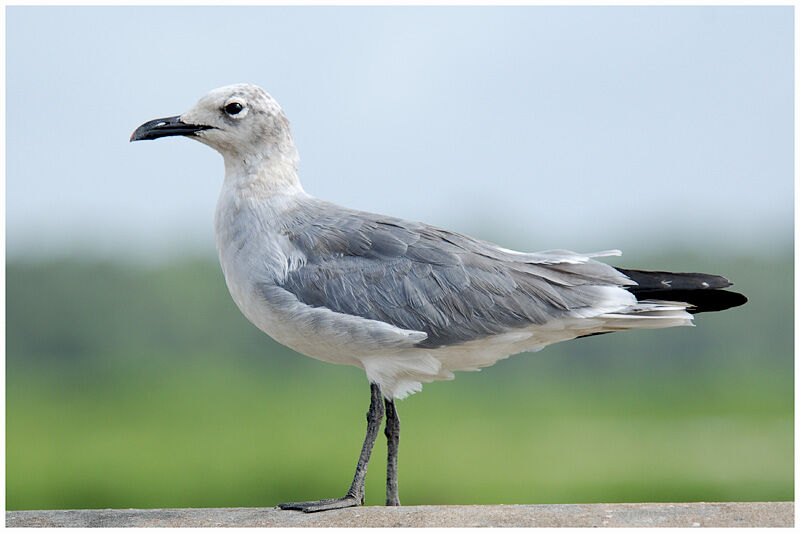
[221,144,304,198]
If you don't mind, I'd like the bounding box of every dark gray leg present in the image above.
[278,383,385,513]
[384,398,401,506]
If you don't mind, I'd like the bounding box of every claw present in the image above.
[278,496,360,513]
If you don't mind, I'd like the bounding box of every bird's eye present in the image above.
[225,102,244,115]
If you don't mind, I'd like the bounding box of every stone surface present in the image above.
[6,502,793,528]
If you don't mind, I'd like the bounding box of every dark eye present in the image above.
[225,102,243,115]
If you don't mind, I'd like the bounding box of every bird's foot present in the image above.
[386,496,401,507]
[278,496,361,513]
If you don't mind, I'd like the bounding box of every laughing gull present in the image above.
[131,84,747,512]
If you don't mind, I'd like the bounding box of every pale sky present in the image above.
[6,6,793,260]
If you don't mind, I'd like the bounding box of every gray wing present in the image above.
[277,200,631,349]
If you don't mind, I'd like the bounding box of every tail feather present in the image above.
[617,268,747,314]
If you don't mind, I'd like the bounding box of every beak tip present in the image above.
[129,124,148,142]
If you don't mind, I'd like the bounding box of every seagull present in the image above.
[131,84,747,513]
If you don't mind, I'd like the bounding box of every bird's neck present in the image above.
[222,146,304,198]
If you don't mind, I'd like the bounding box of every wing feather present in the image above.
[278,200,631,348]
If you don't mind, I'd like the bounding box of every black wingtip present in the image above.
[616,268,747,314]
[618,269,735,291]
[652,289,748,314]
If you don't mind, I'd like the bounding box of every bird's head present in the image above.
[131,84,296,165]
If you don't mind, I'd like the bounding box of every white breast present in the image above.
[213,186,425,369]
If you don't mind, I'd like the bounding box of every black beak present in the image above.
[130,115,213,142]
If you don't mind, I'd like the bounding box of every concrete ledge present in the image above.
[6,502,793,527]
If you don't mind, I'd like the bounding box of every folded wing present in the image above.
[278,200,641,349]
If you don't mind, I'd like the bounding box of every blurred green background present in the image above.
[6,247,792,510]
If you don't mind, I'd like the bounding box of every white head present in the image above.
[131,84,301,189]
